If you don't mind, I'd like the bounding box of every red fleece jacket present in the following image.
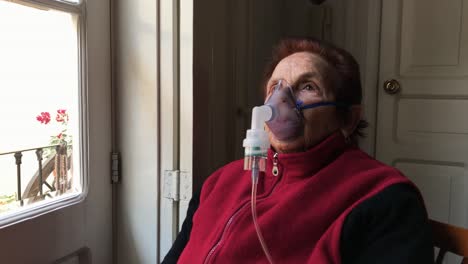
[178,132,414,263]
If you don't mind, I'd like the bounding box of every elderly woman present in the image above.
[163,38,434,263]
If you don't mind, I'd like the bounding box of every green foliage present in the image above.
[0,194,16,203]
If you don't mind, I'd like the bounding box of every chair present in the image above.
[430,219,468,264]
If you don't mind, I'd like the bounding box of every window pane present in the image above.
[0,1,82,215]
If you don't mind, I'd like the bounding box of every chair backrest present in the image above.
[430,219,468,264]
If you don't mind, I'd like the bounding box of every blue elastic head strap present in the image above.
[296,100,350,111]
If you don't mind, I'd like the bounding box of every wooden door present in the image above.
[377,0,468,262]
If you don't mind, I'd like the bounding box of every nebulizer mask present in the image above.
[242,80,349,264]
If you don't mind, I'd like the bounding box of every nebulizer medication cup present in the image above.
[243,105,272,175]
[243,105,275,264]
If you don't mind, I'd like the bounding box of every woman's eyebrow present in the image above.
[292,72,319,87]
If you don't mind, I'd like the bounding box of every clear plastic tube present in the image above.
[243,104,274,263]
[251,157,274,264]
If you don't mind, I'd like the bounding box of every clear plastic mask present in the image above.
[264,80,303,141]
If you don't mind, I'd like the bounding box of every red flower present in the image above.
[57,133,62,139]
[56,109,69,123]
[36,112,51,124]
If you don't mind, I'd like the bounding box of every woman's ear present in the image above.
[340,105,362,138]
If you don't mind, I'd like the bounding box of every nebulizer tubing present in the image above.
[250,158,274,264]
[243,105,275,264]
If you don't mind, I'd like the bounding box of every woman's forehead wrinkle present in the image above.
[272,54,317,84]
[271,59,296,83]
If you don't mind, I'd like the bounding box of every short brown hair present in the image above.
[262,37,368,142]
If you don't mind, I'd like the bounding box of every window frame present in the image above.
[0,0,89,228]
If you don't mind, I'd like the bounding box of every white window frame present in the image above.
[0,0,89,228]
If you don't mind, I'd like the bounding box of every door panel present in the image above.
[395,162,465,223]
[0,0,112,263]
[377,0,468,263]
[400,0,468,77]
[114,0,158,263]
[397,98,468,143]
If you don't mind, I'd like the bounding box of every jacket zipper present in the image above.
[203,153,281,264]
[203,202,250,264]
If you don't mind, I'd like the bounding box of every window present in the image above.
[0,0,86,226]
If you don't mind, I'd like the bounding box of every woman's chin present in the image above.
[269,134,306,153]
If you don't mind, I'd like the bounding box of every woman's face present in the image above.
[265,51,342,153]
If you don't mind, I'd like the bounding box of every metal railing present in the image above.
[0,144,72,206]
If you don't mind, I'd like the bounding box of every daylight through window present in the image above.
[0,0,84,221]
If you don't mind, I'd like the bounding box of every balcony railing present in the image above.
[0,144,73,208]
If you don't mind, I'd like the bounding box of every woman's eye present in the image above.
[301,84,317,91]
